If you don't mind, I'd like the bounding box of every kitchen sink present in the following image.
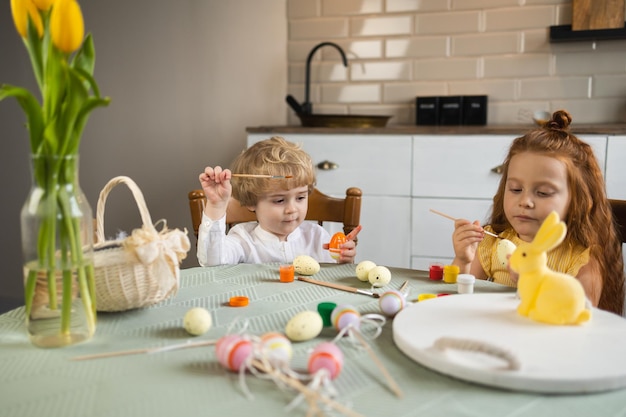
[296,113,391,128]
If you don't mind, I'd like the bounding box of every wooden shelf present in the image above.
[550,23,626,42]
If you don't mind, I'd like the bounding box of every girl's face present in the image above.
[503,152,570,242]
[249,185,309,241]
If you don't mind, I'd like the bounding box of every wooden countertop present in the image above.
[247,124,626,135]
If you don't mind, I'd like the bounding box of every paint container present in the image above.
[457,274,476,294]
[429,263,444,280]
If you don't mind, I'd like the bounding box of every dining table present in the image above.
[1,263,626,417]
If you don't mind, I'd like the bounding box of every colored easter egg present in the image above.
[355,260,377,282]
[293,255,320,275]
[308,342,344,380]
[379,290,406,317]
[329,232,347,260]
[260,332,293,366]
[330,304,361,332]
[215,334,253,372]
[368,265,391,287]
[496,239,517,268]
[183,307,212,336]
[285,310,323,342]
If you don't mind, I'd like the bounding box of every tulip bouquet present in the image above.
[1,0,109,346]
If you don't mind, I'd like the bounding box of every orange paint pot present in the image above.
[279,264,295,282]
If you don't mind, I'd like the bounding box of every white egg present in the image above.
[293,255,320,276]
[496,239,517,268]
[368,265,391,287]
[355,260,377,282]
[285,310,323,342]
[183,307,212,336]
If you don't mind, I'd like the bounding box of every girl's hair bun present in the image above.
[547,109,572,131]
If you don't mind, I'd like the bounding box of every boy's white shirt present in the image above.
[197,213,334,266]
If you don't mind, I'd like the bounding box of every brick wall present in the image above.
[286,0,626,125]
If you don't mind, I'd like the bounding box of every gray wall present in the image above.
[0,1,287,303]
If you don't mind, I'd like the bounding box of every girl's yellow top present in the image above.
[477,226,590,287]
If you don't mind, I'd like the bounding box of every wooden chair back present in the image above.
[188,187,362,242]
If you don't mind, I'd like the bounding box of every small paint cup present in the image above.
[279,264,295,282]
[457,274,476,294]
[429,263,444,280]
[317,302,337,327]
[443,265,460,283]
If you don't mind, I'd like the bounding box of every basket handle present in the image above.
[95,176,155,244]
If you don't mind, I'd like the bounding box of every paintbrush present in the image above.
[297,277,380,298]
[429,208,499,238]
[232,174,293,179]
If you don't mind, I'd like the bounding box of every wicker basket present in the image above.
[93,176,190,312]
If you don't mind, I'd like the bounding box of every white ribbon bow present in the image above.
[123,220,191,294]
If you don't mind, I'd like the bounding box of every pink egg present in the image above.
[308,342,344,380]
[215,334,253,372]
[260,332,293,366]
[379,290,406,317]
[330,304,361,331]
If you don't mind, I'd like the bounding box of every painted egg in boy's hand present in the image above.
[328,232,347,260]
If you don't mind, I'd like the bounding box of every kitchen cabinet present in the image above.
[247,134,413,268]
[606,136,626,200]
[411,135,514,270]
[247,132,608,270]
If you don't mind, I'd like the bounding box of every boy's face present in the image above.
[249,185,309,241]
[503,152,570,242]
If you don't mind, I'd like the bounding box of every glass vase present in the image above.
[20,154,96,348]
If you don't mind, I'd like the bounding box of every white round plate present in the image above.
[393,293,626,394]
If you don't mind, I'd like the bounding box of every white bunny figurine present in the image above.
[508,211,591,325]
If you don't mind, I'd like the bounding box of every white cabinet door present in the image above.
[606,136,626,199]
[412,135,513,198]
[248,134,412,196]
[357,195,411,268]
[411,198,493,270]
[314,195,411,269]
[579,135,608,174]
[412,134,607,199]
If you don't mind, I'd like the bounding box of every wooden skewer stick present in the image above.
[251,359,365,417]
[429,208,499,238]
[232,174,293,179]
[351,330,404,398]
[297,277,380,298]
[70,339,217,361]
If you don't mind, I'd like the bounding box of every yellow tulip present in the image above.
[31,0,55,11]
[10,0,44,38]
[50,0,84,54]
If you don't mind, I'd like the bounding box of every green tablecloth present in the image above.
[1,263,625,417]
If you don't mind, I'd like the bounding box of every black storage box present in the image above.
[462,95,488,125]
[416,97,439,125]
[439,96,463,125]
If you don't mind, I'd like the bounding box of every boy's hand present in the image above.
[199,166,232,219]
[323,225,362,264]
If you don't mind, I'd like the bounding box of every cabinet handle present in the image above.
[317,160,339,170]
[491,164,504,174]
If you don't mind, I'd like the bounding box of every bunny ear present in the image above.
[531,211,567,253]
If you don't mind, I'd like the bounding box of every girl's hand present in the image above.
[199,166,232,219]
[506,255,519,285]
[452,218,484,266]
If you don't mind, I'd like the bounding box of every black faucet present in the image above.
[285,42,348,116]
